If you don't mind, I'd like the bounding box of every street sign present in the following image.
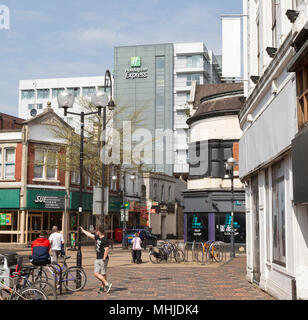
[121,209,129,222]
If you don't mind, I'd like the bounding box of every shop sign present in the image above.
[27,189,66,210]
[0,213,11,226]
[34,195,65,210]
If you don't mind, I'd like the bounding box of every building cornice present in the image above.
[239,31,294,125]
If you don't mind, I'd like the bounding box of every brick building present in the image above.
[0,104,96,244]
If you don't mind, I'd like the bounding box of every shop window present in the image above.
[296,61,308,130]
[272,160,286,266]
[4,148,15,179]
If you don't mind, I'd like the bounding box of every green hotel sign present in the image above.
[131,56,141,67]
[125,56,148,80]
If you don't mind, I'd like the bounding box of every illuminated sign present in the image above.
[125,56,148,80]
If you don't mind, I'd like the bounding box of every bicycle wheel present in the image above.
[211,243,223,263]
[32,280,57,300]
[149,253,162,264]
[31,268,49,283]
[174,249,185,263]
[14,287,48,300]
[62,266,87,292]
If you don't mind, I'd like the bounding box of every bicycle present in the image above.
[0,276,48,300]
[164,241,185,263]
[10,264,57,300]
[195,240,224,263]
[32,255,87,292]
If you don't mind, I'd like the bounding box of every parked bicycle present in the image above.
[149,241,185,264]
[194,240,224,263]
[31,255,87,292]
[0,276,48,300]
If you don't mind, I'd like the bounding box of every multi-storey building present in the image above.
[239,0,308,300]
[114,42,221,178]
[173,43,222,176]
[18,76,109,129]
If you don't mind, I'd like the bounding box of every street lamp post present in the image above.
[58,72,114,279]
[226,157,236,259]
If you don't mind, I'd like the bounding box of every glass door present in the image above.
[28,214,43,242]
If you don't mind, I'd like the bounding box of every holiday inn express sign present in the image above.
[125,56,148,80]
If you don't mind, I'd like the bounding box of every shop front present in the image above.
[183,191,246,244]
[0,189,20,243]
[25,189,66,243]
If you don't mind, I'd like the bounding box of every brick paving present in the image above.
[59,254,274,300]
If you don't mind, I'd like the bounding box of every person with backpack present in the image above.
[80,225,112,294]
[30,231,51,266]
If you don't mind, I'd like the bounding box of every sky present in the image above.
[0,0,242,116]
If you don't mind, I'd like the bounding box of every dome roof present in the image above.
[187,83,244,125]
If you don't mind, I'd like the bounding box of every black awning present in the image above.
[292,127,308,204]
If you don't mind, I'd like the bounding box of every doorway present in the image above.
[28,214,43,242]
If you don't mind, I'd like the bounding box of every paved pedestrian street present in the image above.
[52,247,274,301]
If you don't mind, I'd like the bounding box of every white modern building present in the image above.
[173,43,222,176]
[239,0,308,300]
[18,76,110,129]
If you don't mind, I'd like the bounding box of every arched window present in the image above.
[154,183,158,201]
[161,185,165,202]
[168,186,172,202]
[141,185,146,198]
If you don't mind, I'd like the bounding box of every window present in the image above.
[37,89,50,99]
[82,87,95,97]
[46,151,57,180]
[67,87,80,97]
[5,149,15,178]
[265,168,271,263]
[187,55,202,68]
[52,88,65,99]
[161,185,165,202]
[34,149,57,180]
[71,172,80,184]
[34,150,44,178]
[21,90,35,100]
[28,103,43,110]
[272,160,286,266]
[271,0,280,48]
[168,186,172,202]
[98,87,111,95]
[296,61,308,129]
[153,183,158,201]
[187,74,201,86]
[141,185,146,198]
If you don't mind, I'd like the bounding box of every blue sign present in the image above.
[192,214,203,229]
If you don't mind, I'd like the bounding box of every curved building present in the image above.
[183,83,246,245]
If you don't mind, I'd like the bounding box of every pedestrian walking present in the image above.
[80,225,112,294]
[131,232,142,264]
[49,226,64,264]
